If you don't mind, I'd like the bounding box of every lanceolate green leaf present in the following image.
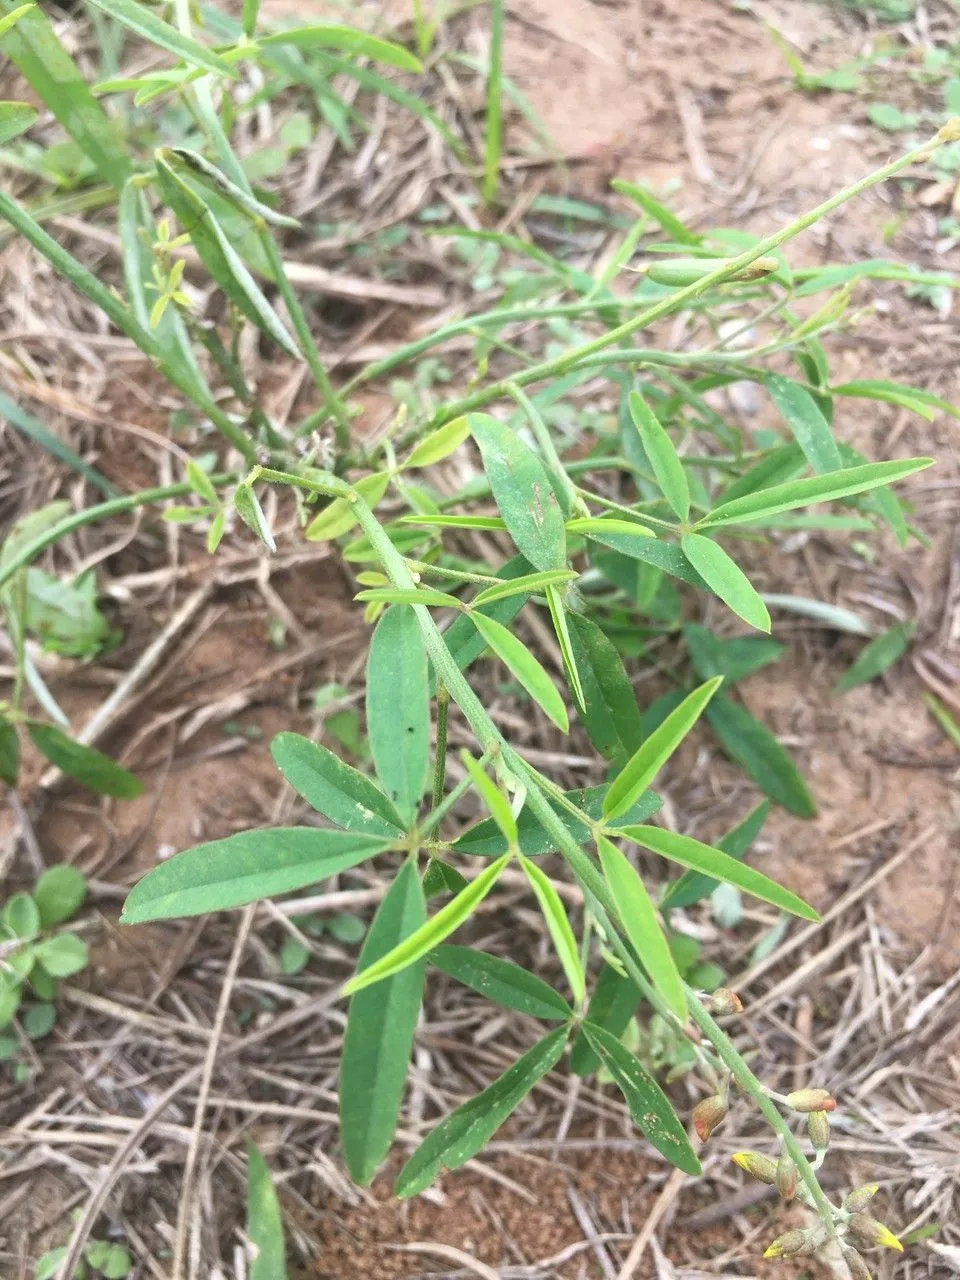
[596,837,685,1019]
[440,555,533,676]
[832,380,960,422]
[834,621,914,693]
[431,944,573,1020]
[355,587,461,608]
[468,413,566,572]
[705,695,816,818]
[573,523,710,590]
[680,534,771,632]
[306,472,390,542]
[341,860,426,1184]
[453,784,661,858]
[581,1021,701,1174]
[27,724,142,798]
[462,753,518,847]
[259,23,423,72]
[682,625,784,683]
[87,0,237,77]
[270,732,404,837]
[519,856,585,1005]
[366,606,430,826]
[699,458,933,529]
[0,99,35,144]
[567,612,644,763]
[470,610,568,732]
[395,1026,569,1197]
[617,825,819,921]
[472,569,577,607]
[121,828,393,923]
[545,583,585,712]
[245,1142,287,1280]
[153,155,300,357]
[663,800,770,910]
[628,390,690,521]
[602,678,722,821]
[766,373,841,473]
[0,0,130,188]
[569,962,641,1076]
[341,855,511,996]
[716,443,806,505]
[403,416,471,468]
[167,148,300,228]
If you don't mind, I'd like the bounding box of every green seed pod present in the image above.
[776,1151,798,1200]
[786,1087,836,1113]
[841,1245,873,1280]
[848,1214,903,1253]
[692,1095,727,1142]
[843,1184,879,1213]
[763,1230,806,1259]
[646,256,780,286]
[807,1109,831,1151]
[731,1151,777,1184]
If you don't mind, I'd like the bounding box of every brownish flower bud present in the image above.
[776,1151,798,1200]
[807,1109,831,1151]
[786,1087,837,1113]
[731,1151,777,1184]
[763,1230,807,1259]
[842,1245,873,1280]
[843,1184,879,1213]
[708,988,743,1015]
[692,1095,727,1142]
[848,1214,903,1253]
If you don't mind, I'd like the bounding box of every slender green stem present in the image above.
[418,747,497,843]
[432,681,450,811]
[483,0,504,204]
[406,560,502,587]
[506,382,579,513]
[575,487,680,531]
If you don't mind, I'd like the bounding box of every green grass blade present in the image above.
[483,0,504,203]
[0,393,115,497]
[87,0,237,77]
[260,23,422,71]
[0,99,35,143]
[245,1142,287,1280]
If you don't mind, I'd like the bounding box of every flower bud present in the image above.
[841,1245,873,1280]
[708,988,743,1015]
[692,1095,727,1142]
[786,1088,837,1113]
[807,1109,831,1151]
[763,1230,807,1259]
[848,1214,903,1253]
[731,1151,777,1184]
[843,1184,879,1213]
[776,1151,798,1200]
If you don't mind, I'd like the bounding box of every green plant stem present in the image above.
[0,475,239,594]
[575,487,680,531]
[483,0,504,204]
[416,131,950,431]
[432,681,450,811]
[506,382,579,513]
[418,748,496,844]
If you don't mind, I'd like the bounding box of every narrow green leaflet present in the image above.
[356,587,461,608]
[430,944,572,1020]
[33,865,86,928]
[441,554,533,675]
[602,678,722,821]
[0,99,35,144]
[581,1022,700,1174]
[270,732,404,837]
[154,155,299,357]
[395,1026,569,1197]
[716,443,806,505]
[832,380,960,422]
[766,373,841,473]
[0,393,115,497]
[167,148,299,228]
[519,856,585,1005]
[617,825,818,921]
[0,0,130,188]
[341,861,426,1184]
[462,753,517,847]
[0,716,19,787]
[596,837,685,1019]
[629,390,690,521]
[682,625,784,683]
[545,583,585,712]
[681,534,770,632]
[403,416,471,468]
[259,23,423,72]
[472,569,577,607]
[470,610,568,732]
[663,801,770,910]
[87,0,236,76]
[567,612,644,763]
[834,621,914,694]
[610,179,701,244]
[573,522,709,590]
[700,458,932,529]
[706,695,816,817]
[761,593,871,636]
[306,472,390,541]
[27,724,141,798]
[233,482,276,552]
[366,606,430,827]
[468,413,566,572]
[245,1142,287,1280]
[401,514,506,531]
[569,962,641,1076]
[568,517,655,540]
[454,784,661,858]
[423,859,469,898]
[121,828,393,923]
[342,855,511,996]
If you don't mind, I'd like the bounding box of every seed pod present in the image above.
[841,1245,873,1280]
[763,1230,807,1259]
[848,1214,904,1253]
[646,256,780,287]
[731,1151,777,1184]
[843,1184,879,1213]
[708,987,743,1015]
[798,1225,830,1256]
[807,1109,831,1152]
[786,1087,837,1113]
[692,1095,727,1142]
[776,1151,798,1201]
